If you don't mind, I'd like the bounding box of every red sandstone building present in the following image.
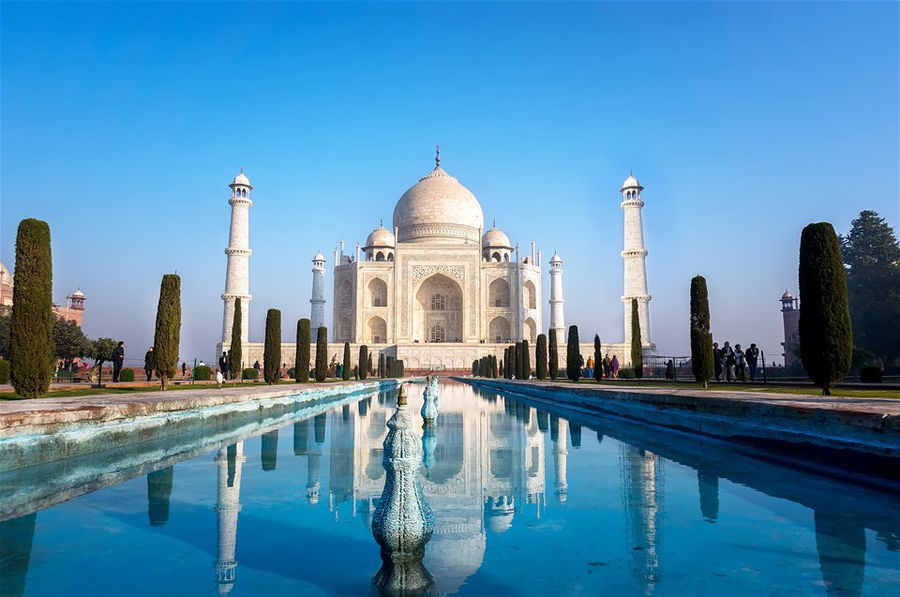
[0,261,86,327]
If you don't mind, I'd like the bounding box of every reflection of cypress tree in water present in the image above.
[215,442,244,595]
[293,420,309,455]
[359,398,369,417]
[697,471,719,522]
[521,404,531,426]
[342,404,351,422]
[261,430,278,471]
[620,444,664,596]
[537,410,549,432]
[814,511,866,597]
[569,423,581,448]
[314,413,327,443]
[147,466,174,526]
[0,512,36,597]
[597,430,604,444]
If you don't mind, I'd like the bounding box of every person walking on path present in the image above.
[181,362,187,378]
[722,342,735,382]
[602,354,611,379]
[665,359,675,380]
[112,342,125,382]
[734,344,747,382]
[713,342,723,382]
[746,343,760,381]
[610,355,620,379]
[143,347,156,382]
[253,360,261,372]
[219,351,230,380]
[586,356,594,380]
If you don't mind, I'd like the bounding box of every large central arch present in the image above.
[413,273,463,343]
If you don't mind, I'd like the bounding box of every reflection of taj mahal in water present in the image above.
[206,383,672,596]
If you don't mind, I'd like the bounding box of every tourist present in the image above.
[219,351,229,380]
[112,341,125,382]
[253,360,261,372]
[746,343,760,380]
[713,342,723,382]
[611,355,620,379]
[722,342,735,382]
[181,362,187,377]
[602,353,611,379]
[665,359,675,380]
[144,347,155,382]
[586,356,594,379]
[734,344,746,382]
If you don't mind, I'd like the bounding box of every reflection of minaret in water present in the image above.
[620,444,664,596]
[147,466,174,526]
[215,442,245,595]
[552,418,569,504]
[307,414,327,504]
[0,512,37,597]
[814,511,866,597]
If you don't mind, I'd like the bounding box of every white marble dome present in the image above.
[393,165,484,243]
[482,224,511,248]
[366,225,395,248]
[621,172,642,190]
[231,170,252,187]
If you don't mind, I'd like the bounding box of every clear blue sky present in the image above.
[2,1,898,365]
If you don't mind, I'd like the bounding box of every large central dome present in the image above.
[393,160,484,244]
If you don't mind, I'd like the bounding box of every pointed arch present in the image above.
[367,277,388,307]
[489,278,511,308]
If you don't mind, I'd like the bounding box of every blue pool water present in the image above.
[1,380,898,596]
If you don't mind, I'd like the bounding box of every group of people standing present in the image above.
[584,354,621,379]
[713,341,760,382]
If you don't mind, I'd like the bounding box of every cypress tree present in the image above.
[295,318,310,382]
[472,360,478,376]
[9,219,53,398]
[499,359,505,378]
[799,222,853,395]
[548,328,559,380]
[631,300,643,379]
[263,309,281,384]
[387,356,395,378]
[593,334,602,381]
[536,333,548,380]
[522,339,531,380]
[153,274,181,390]
[342,342,351,380]
[367,352,373,377]
[689,275,714,387]
[359,345,369,380]
[229,298,242,381]
[566,325,581,382]
[378,353,385,378]
[315,326,328,382]
[509,344,518,380]
[491,354,498,378]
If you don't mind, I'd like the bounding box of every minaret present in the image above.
[621,172,651,345]
[310,252,326,331]
[780,290,800,368]
[221,170,253,346]
[215,442,245,595]
[548,253,565,341]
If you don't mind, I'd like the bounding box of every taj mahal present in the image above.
[217,149,655,371]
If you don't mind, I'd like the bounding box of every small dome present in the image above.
[71,289,85,297]
[482,224,511,248]
[781,290,793,300]
[231,170,252,187]
[620,172,642,191]
[312,251,325,262]
[366,225,395,248]
[550,252,563,264]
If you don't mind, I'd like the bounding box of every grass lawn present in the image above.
[0,378,362,400]
[542,379,900,399]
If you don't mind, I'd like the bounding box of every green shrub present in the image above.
[620,369,636,379]
[0,359,8,384]
[194,365,212,381]
[119,368,135,382]
[10,218,54,398]
[242,367,259,380]
[263,309,282,385]
[860,366,882,383]
[799,222,853,395]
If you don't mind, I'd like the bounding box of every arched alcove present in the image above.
[413,273,463,343]
[489,278,510,308]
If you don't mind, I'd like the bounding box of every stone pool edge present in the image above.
[456,378,900,458]
[0,379,415,472]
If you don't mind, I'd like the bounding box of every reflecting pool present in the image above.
[1,380,898,596]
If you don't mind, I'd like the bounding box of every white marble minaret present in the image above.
[221,170,252,346]
[215,442,245,596]
[548,253,565,341]
[620,172,651,345]
[310,252,326,331]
